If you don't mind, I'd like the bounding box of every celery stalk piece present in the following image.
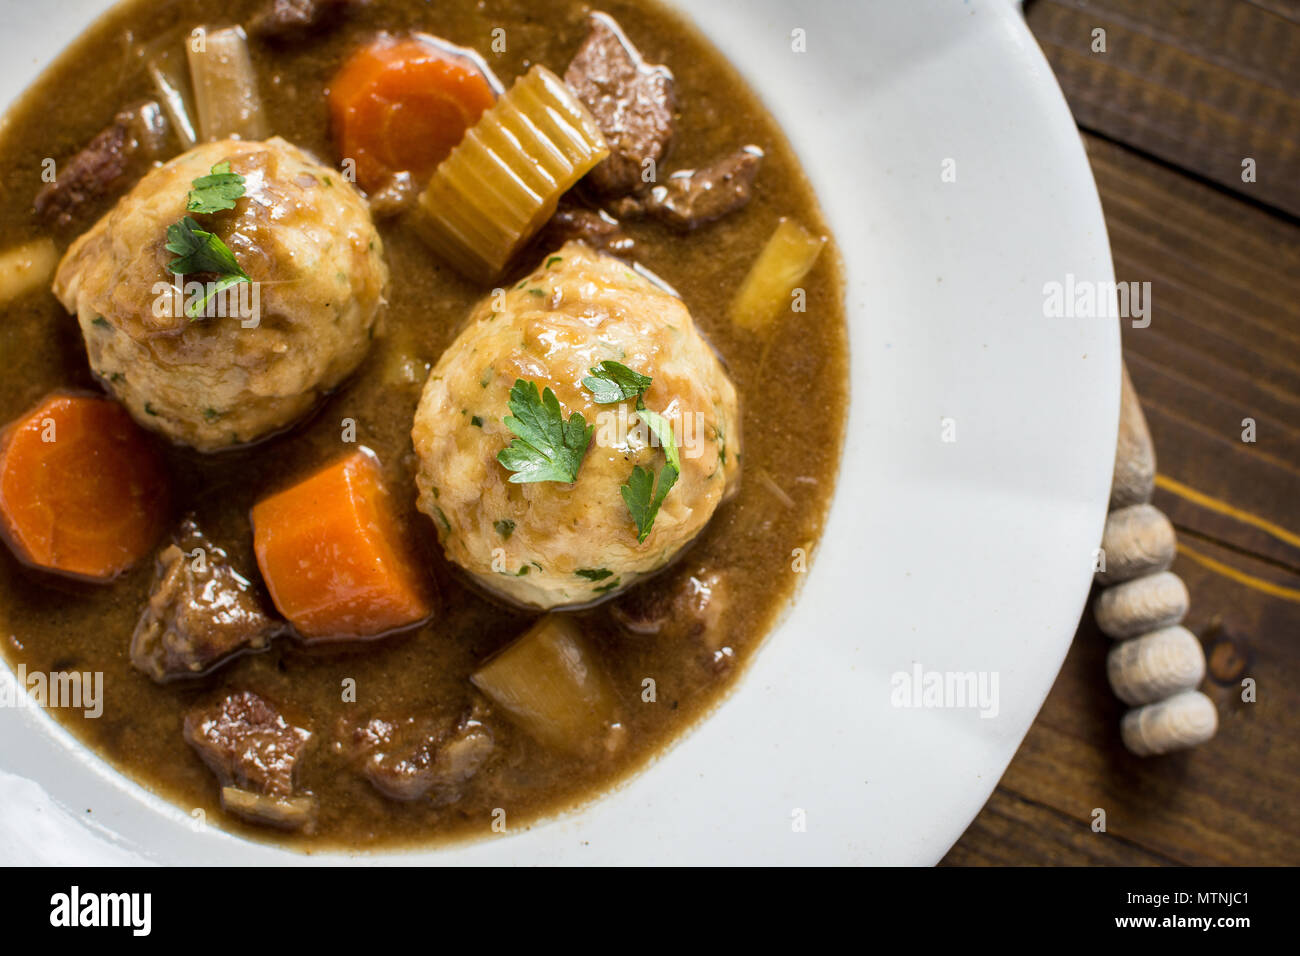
[415,66,609,282]
[0,239,58,306]
[729,218,827,332]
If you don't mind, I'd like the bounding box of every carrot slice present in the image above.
[251,449,433,641]
[329,35,497,192]
[0,394,168,581]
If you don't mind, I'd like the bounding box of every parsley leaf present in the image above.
[496,379,593,484]
[580,360,682,541]
[583,360,653,405]
[619,395,681,541]
[575,568,613,581]
[636,406,682,473]
[621,460,679,543]
[432,506,452,534]
[166,216,243,277]
[165,217,252,320]
[186,161,246,214]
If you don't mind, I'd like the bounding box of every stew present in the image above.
[0,0,847,849]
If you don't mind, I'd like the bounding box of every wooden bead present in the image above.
[1107,625,1205,706]
[1121,689,1218,756]
[1095,570,1189,639]
[1094,366,1213,753]
[1110,365,1156,510]
[1096,503,1176,585]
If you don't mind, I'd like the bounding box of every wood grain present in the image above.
[944,0,1300,866]
[1025,0,1300,217]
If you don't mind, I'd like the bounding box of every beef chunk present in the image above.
[34,101,169,228]
[352,710,495,804]
[610,568,731,669]
[607,194,649,221]
[130,518,281,683]
[249,0,361,40]
[185,691,316,830]
[539,202,634,255]
[643,146,763,231]
[366,170,420,219]
[184,691,312,797]
[564,12,675,197]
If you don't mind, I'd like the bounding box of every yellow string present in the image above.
[1174,542,1300,604]
[1155,473,1300,551]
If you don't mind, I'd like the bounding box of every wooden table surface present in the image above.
[941,0,1300,866]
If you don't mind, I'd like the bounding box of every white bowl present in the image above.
[0,0,1118,864]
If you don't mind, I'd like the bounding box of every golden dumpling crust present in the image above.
[53,137,387,451]
[412,242,742,610]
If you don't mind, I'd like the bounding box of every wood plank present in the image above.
[939,786,1177,866]
[1137,376,1300,571]
[1083,133,1300,569]
[1026,0,1300,216]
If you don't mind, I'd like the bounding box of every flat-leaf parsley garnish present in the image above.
[621,460,677,543]
[580,361,680,542]
[165,217,251,319]
[186,160,246,214]
[496,379,593,484]
[637,405,681,474]
[582,360,652,405]
[621,410,679,544]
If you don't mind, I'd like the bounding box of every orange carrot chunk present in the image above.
[329,35,497,192]
[251,449,433,641]
[0,393,168,581]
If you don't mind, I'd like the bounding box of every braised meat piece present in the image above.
[610,568,732,669]
[34,101,169,228]
[250,0,362,40]
[643,146,764,231]
[185,691,311,796]
[564,12,675,197]
[130,518,281,683]
[352,710,495,804]
[538,202,634,255]
[366,170,420,219]
[184,691,316,830]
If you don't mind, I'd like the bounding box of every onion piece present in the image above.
[148,57,198,149]
[220,786,317,831]
[186,25,267,142]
